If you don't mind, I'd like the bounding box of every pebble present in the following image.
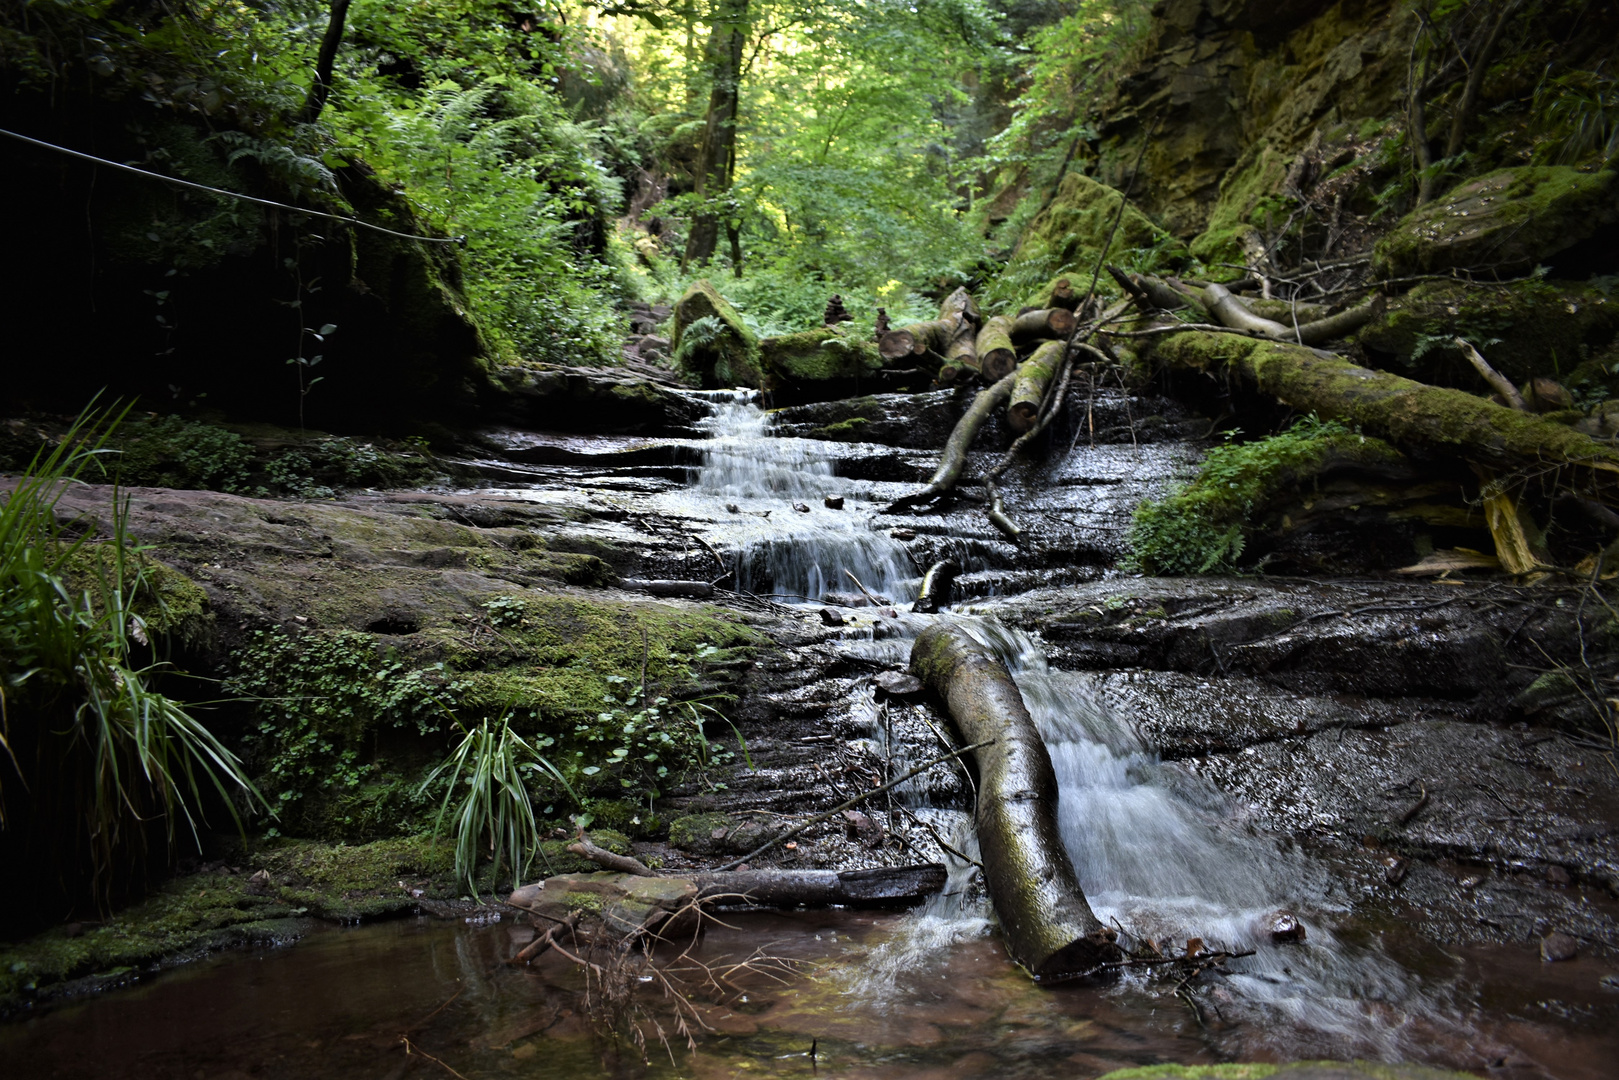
[890,528,916,541]
[824,495,844,510]
[878,606,898,619]
[1546,864,1572,886]
[818,607,845,627]
[1382,855,1410,885]
[726,502,740,513]
[793,502,811,513]
[1540,931,1580,962]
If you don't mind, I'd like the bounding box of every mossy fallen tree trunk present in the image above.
[758,328,883,385]
[1008,340,1065,433]
[939,287,982,384]
[911,623,1119,980]
[1148,329,1619,480]
[976,315,1018,382]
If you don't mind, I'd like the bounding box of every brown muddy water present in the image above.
[3,908,1616,1080]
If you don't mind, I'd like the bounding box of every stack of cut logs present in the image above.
[878,279,1083,434]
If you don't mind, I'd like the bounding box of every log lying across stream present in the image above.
[911,622,1121,980]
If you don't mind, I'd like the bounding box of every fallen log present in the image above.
[976,315,1018,382]
[942,287,981,377]
[690,864,947,908]
[1147,329,1619,480]
[1008,340,1065,434]
[879,319,951,362]
[911,623,1119,980]
[883,373,1017,510]
[1199,282,1376,346]
[1010,307,1077,345]
[1039,276,1080,311]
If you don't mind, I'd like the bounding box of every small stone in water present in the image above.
[824,495,844,510]
[793,502,812,513]
[1266,909,1306,943]
[891,528,916,541]
[1383,855,1410,885]
[878,606,898,618]
[1540,931,1579,962]
[1457,873,1485,890]
[873,671,923,697]
[1546,864,1572,886]
[818,607,845,626]
[726,502,740,513]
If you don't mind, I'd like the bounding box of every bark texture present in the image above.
[976,316,1018,382]
[691,864,947,907]
[1010,308,1077,344]
[1008,340,1064,433]
[911,623,1120,980]
[1149,329,1619,478]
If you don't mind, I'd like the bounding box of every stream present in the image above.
[6,391,1618,1079]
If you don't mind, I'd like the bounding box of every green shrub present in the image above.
[1127,417,1395,576]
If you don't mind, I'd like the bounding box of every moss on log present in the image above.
[1148,330,1619,479]
[911,623,1119,980]
[759,328,882,384]
[976,316,1018,382]
[1009,340,1065,433]
[671,279,761,388]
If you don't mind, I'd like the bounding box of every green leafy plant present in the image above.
[420,711,577,896]
[1127,417,1381,576]
[0,403,266,909]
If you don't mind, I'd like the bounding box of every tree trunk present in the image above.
[1008,340,1064,433]
[879,320,952,362]
[691,864,947,907]
[1039,276,1079,311]
[1147,329,1619,480]
[910,624,1120,980]
[684,0,749,269]
[1445,2,1516,161]
[941,287,980,375]
[296,0,353,124]
[975,316,1018,382]
[911,559,959,614]
[1010,308,1076,345]
[1198,283,1376,346]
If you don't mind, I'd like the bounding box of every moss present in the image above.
[1374,167,1618,277]
[1358,279,1619,387]
[988,173,1188,312]
[671,279,762,388]
[759,328,883,384]
[1128,417,1406,575]
[1189,140,1294,273]
[0,836,457,1013]
[813,415,872,440]
[535,829,634,874]
[57,547,216,652]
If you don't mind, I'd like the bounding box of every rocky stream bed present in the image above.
[4,372,1618,1079]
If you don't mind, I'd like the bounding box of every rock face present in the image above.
[1096,0,1410,240]
[1374,167,1619,278]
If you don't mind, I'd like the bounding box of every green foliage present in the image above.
[567,674,740,798]
[1128,418,1372,576]
[420,712,576,896]
[0,404,265,903]
[224,629,461,836]
[1532,66,1619,168]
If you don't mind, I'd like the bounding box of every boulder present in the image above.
[1374,167,1619,278]
[670,279,762,388]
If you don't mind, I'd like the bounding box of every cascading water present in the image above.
[682,394,1447,1061]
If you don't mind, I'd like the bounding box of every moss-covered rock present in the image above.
[671,279,762,388]
[535,829,634,874]
[1358,279,1619,388]
[1189,139,1295,271]
[1374,167,1619,278]
[989,173,1188,311]
[759,328,883,385]
[666,812,775,856]
[1097,1063,1480,1080]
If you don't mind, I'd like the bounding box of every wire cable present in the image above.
[0,126,464,245]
